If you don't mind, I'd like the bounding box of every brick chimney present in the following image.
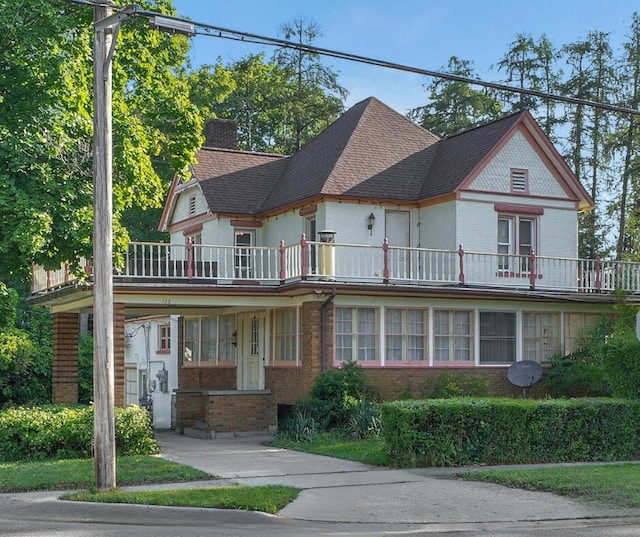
[204,118,238,149]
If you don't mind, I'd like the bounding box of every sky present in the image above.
[170,0,639,115]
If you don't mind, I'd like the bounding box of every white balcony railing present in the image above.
[31,240,640,296]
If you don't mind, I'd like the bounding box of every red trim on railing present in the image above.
[383,238,390,281]
[279,240,286,281]
[494,203,544,215]
[31,263,35,294]
[458,244,465,285]
[64,263,70,283]
[529,249,536,290]
[300,233,308,279]
[595,255,602,291]
[46,270,51,289]
[186,237,194,279]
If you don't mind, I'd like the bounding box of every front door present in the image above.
[237,312,266,390]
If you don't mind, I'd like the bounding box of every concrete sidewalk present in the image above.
[155,431,639,525]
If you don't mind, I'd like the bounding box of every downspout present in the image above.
[320,289,337,371]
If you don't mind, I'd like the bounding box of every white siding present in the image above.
[172,186,207,223]
[456,200,496,253]
[124,316,179,430]
[470,130,568,198]
[420,201,457,250]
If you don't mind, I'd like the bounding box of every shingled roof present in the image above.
[189,96,588,216]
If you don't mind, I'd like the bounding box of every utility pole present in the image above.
[93,0,116,491]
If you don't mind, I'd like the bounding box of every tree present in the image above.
[496,34,562,139]
[409,56,503,137]
[0,0,203,281]
[560,32,616,259]
[273,18,348,153]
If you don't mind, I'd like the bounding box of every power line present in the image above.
[65,0,640,117]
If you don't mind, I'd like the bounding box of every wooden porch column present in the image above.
[113,302,126,407]
[52,313,79,404]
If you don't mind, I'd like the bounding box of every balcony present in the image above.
[31,239,640,295]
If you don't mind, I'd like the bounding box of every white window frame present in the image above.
[497,215,537,273]
[157,323,171,353]
[335,307,378,364]
[182,315,237,366]
[433,309,474,363]
[384,308,428,363]
[273,308,299,365]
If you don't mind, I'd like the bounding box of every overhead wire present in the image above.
[64,0,640,116]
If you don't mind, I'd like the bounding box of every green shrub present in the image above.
[381,398,640,467]
[603,332,640,399]
[423,373,490,398]
[0,404,158,462]
[309,361,369,427]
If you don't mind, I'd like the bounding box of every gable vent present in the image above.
[189,195,196,216]
[511,170,527,192]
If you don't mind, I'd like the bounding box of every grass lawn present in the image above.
[454,463,640,508]
[272,433,390,466]
[63,485,300,514]
[0,456,211,493]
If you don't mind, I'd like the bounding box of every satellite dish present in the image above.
[507,360,543,397]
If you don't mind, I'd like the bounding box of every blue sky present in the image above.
[172,1,638,114]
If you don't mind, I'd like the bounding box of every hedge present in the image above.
[380,398,640,467]
[0,404,159,462]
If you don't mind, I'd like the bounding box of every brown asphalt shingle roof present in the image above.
[192,97,533,215]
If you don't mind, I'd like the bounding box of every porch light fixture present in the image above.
[367,212,376,234]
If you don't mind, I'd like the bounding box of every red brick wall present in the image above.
[206,393,274,433]
[179,366,237,390]
[52,313,79,404]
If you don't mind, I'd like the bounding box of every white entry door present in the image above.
[237,312,266,390]
[385,210,410,278]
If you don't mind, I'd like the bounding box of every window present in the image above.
[564,313,601,355]
[523,312,560,363]
[158,324,170,353]
[497,216,536,272]
[274,309,298,363]
[385,308,427,362]
[511,169,528,193]
[234,230,254,278]
[183,315,236,366]
[479,311,516,364]
[434,310,473,362]
[335,307,377,363]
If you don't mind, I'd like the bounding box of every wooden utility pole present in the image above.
[93,0,116,491]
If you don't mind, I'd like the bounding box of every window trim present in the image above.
[496,214,538,276]
[432,308,474,365]
[182,315,237,367]
[157,323,171,355]
[334,306,379,366]
[272,308,300,367]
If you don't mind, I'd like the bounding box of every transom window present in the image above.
[335,307,377,363]
[385,308,427,362]
[433,310,473,362]
[479,311,516,364]
[523,312,560,363]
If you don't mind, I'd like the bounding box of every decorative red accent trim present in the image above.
[299,204,318,216]
[382,238,390,281]
[494,203,544,215]
[156,350,170,355]
[182,223,203,236]
[230,219,262,228]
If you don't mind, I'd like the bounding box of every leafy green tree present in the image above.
[0,0,202,281]
[273,19,348,153]
[560,32,616,259]
[409,56,503,137]
[496,34,562,139]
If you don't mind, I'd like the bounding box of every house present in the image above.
[124,315,178,430]
[31,97,640,436]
